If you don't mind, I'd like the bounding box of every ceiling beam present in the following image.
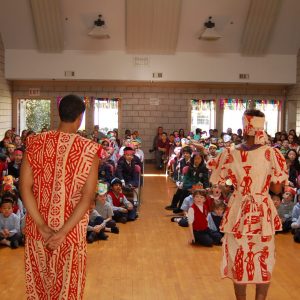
[241,0,282,56]
[30,0,64,52]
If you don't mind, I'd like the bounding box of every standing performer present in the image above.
[208,109,288,300]
[20,94,99,299]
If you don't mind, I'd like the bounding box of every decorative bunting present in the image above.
[220,99,282,111]
[56,96,120,109]
[191,99,215,111]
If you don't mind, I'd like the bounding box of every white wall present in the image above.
[5,50,297,84]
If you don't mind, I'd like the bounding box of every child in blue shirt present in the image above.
[0,198,21,249]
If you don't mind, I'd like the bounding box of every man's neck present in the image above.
[57,122,78,134]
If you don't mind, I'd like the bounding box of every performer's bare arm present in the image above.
[19,154,54,241]
[46,153,99,250]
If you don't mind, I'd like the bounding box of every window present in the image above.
[94,98,119,133]
[222,99,246,134]
[222,99,281,136]
[19,99,51,133]
[79,111,86,131]
[191,100,215,134]
[254,100,280,137]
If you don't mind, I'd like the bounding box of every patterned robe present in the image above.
[208,145,288,284]
[24,131,99,299]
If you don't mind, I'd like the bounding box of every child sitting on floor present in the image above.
[95,183,119,234]
[107,178,137,223]
[171,185,201,227]
[207,202,226,245]
[206,184,226,211]
[188,189,220,247]
[277,186,295,232]
[87,200,108,243]
[0,197,21,249]
[270,192,282,210]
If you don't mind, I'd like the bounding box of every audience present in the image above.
[3,121,300,254]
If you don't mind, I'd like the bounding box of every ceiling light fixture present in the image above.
[88,15,110,39]
[199,16,222,41]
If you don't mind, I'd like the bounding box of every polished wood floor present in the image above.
[1,164,300,300]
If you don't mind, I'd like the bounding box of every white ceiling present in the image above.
[0,0,300,55]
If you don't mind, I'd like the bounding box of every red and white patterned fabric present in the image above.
[242,115,268,145]
[24,131,99,299]
[208,145,288,284]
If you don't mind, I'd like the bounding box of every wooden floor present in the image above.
[1,164,300,300]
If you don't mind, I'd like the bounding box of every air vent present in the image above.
[152,72,163,78]
[239,73,249,79]
[64,71,75,77]
[133,57,149,66]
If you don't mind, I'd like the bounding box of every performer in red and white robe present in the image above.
[208,110,288,299]
[20,95,99,300]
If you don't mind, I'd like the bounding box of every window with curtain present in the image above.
[94,98,119,133]
[222,99,246,134]
[221,99,281,136]
[191,99,215,134]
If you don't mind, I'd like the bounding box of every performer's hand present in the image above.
[38,224,54,242]
[45,230,66,251]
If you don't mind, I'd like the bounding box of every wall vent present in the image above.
[153,72,163,78]
[239,73,249,79]
[133,56,149,66]
[64,71,75,77]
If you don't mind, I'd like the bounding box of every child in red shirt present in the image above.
[188,189,213,247]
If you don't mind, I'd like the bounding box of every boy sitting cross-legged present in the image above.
[95,183,119,234]
[107,178,137,223]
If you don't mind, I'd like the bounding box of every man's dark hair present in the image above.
[59,94,86,122]
[244,109,265,118]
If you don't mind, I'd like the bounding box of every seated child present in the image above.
[95,183,119,234]
[171,185,201,227]
[206,184,226,211]
[207,202,226,245]
[187,189,220,247]
[277,186,295,232]
[107,178,137,223]
[116,147,142,188]
[8,149,23,183]
[87,200,108,243]
[0,197,21,249]
[98,159,114,185]
[292,190,300,226]
[270,192,282,210]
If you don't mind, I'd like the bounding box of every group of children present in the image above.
[159,126,300,246]
[0,127,143,249]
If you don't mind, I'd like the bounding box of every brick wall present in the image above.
[12,80,286,159]
[0,34,12,138]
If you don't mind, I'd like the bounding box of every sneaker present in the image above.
[111,227,119,234]
[173,208,183,214]
[165,205,176,210]
[171,217,181,223]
